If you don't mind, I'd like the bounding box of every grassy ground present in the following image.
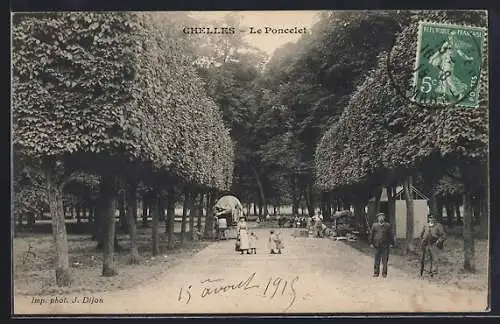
[13,226,211,296]
[344,228,489,292]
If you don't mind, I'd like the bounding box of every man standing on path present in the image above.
[419,214,446,276]
[369,213,395,278]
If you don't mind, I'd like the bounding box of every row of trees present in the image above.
[193,11,488,273]
[13,12,234,286]
[195,12,406,217]
[315,10,488,271]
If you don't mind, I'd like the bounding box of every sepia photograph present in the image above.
[11,10,490,315]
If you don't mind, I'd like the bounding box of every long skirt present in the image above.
[238,229,250,250]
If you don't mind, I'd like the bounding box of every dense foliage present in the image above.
[12,12,233,190]
[315,10,488,193]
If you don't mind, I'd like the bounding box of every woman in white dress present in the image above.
[236,217,250,254]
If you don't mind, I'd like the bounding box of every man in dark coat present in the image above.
[369,213,395,278]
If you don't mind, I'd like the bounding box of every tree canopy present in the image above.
[12,12,234,190]
[315,10,488,193]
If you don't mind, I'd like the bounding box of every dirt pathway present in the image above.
[14,227,488,314]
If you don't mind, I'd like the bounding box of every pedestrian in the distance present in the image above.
[369,213,395,278]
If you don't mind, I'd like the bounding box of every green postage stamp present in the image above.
[412,21,486,108]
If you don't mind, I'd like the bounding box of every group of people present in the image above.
[235,217,284,254]
[369,212,446,278]
[293,211,327,238]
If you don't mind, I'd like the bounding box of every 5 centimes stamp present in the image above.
[412,21,486,108]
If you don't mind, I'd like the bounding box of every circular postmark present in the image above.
[387,21,486,109]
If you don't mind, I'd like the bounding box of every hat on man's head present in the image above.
[376,213,385,219]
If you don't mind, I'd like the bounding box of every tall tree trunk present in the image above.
[246,203,251,217]
[101,175,118,277]
[180,191,189,245]
[27,212,36,226]
[197,193,204,231]
[159,196,166,222]
[445,201,454,225]
[456,199,462,225]
[95,195,106,249]
[325,192,332,219]
[304,184,314,217]
[76,200,81,224]
[463,190,475,272]
[353,200,367,240]
[404,176,415,254]
[430,191,439,218]
[119,192,128,233]
[205,190,216,239]
[291,175,299,216]
[141,197,149,227]
[126,182,141,264]
[88,205,95,234]
[17,211,23,228]
[478,194,488,238]
[387,185,396,235]
[45,166,72,286]
[251,165,268,216]
[190,193,197,241]
[167,188,176,249]
[151,192,160,256]
[436,197,444,223]
[92,200,101,241]
[253,202,257,216]
[204,191,212,237]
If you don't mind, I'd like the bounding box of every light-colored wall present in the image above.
[395,200,429,238]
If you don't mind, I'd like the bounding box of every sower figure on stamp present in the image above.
[428,31,473,101]
[419,214,446,277]
[369,213,395,278]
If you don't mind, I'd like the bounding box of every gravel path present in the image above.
[14,227,488,314]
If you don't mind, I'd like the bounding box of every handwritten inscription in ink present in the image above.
[178,272,299,310]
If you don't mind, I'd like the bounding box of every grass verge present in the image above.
[343,231,489,292]
[13,226,211,296]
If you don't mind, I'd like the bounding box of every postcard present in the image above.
[11,10,490,315]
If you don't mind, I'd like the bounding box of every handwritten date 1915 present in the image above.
[177,273,299,310]
[261,275,299,310]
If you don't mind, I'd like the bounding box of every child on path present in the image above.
[249,232,258,254]
[269,230,284,254]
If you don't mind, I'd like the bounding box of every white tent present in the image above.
[394,186,430,239]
